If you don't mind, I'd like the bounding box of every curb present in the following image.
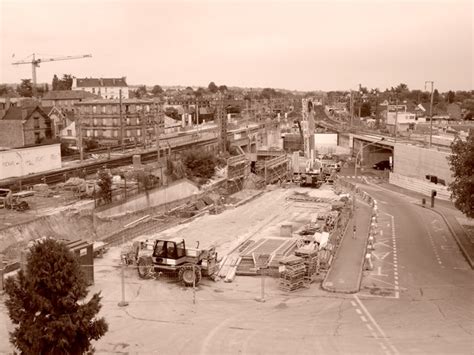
[418,204,474,269]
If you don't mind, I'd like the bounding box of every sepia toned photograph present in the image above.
[0,0,473,353]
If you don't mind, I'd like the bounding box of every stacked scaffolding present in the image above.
[278,255,306,292]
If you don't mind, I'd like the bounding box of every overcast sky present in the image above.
[0,0,472,92]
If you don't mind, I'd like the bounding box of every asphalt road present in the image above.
[345,175,473,354]
[1,179,472,354]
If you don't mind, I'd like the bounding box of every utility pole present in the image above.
[78,112,84,162]
[350,90,354,128]
[425,81,434,148]
[394,98,399,141]
[119,89,124,152]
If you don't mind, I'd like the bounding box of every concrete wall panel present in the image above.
[0,144,61,179]
[394,144,452,184]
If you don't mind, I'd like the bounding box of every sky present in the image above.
[0,0,472,92]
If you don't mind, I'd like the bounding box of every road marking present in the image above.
[354,294,399,354]
[356,308,362,315]
[360,315,368,322]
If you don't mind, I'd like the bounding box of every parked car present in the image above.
[373,160,391,170]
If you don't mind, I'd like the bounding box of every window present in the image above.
[102,106,106,114]
[113,130,119,137]
[92,88,95,94]
[34,132,41,144]
[137,129,141,136]
[34,117,40,129]
[92,106,97,113]
[67,129,72,136]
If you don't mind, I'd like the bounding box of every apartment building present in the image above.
[72,77,129,99]
[75,99,164,146]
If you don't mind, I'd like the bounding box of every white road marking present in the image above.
[354,294,399,354]
[360,315,368,322]
[356,308,362,315]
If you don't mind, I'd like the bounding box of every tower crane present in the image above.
[12,53,92,97]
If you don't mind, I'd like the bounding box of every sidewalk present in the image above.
[376,182,474,269]
[322,199,372,293]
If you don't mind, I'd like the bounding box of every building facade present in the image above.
[0,106,53,148]
[72,77,129,99]
[41,90,99,113]
[75,99,164,146]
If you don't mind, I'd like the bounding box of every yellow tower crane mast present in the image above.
[12,53,92,97]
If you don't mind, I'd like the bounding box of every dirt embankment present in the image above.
[0,210,97,260]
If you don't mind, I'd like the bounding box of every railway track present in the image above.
[0,135,218,189]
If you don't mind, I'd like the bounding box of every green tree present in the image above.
[447,90,456,103]
[0,84,9,96]
[17,79,33,97]
[433,89,440,104]
[52,74,59,90]
[151,85,163,96]
[97,168,112,204]
[4,238,108,354]
[360,102,371,117]
[208,81,218,93]
[183,149,217,181]
[448,131,474,217]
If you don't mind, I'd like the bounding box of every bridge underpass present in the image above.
[352,137,394,168]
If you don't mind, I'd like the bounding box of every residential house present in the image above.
[71,77,129,99]
[45,106,77,144]
[0,106,52,148]
[41,90,99,113]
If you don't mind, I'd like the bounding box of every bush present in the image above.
[182,149,217,181]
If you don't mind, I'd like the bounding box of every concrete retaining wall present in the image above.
[95,179,200,218]
[389,172,451,200]
[394,143,452,184]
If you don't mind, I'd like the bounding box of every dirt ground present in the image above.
[0,185,343,354]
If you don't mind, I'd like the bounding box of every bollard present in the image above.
[422,198,426,207]
[364,253,373,270]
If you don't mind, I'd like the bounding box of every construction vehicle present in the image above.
[123,237,218,286]
[0,188,30,211]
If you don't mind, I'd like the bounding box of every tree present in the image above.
[52,74,59,91]
[135,85,147,98]
[97,167,112,204]
[208,82,218,93]
[360,102,371,117]
[218,85,228,92]
[4,238,108,354]
[183,149,217,182]
[447,131,474,217]
[447,90,456,104]
[151,85,163,96]
[433,89,440,104]
[0,84,9,96]
[17,79,33,97]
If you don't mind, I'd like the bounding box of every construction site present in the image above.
[0,100,358,353]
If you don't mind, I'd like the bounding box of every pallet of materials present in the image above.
[278,255,306,292]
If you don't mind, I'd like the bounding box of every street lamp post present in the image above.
[425,81,434,148]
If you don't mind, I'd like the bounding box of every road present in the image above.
[1,179,472,354]
[344,173,473,354]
